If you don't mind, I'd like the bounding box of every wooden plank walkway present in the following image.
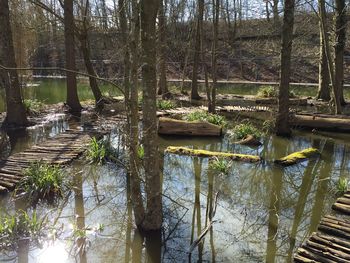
[294,191,350,262]
[0,129,92,194]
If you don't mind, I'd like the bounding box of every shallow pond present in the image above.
[0,115,349,263]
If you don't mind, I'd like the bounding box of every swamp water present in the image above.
[0,114,349,262]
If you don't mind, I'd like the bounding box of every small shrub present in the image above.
[86,137,116,164]
[184,111,227,127]
[337,178,348,195]
[17,161,64,203]
[257,86,278,98]
[231,122,262,140]
[23,99,45,115]
[157,100,176,110]
[209,157,231,175]
[0,210,46,250]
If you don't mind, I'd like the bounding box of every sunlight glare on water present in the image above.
[37,242,68,263]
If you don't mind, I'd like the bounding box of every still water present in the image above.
[0,114,349,262]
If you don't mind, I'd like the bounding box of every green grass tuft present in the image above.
[0,210,46,250]
[257,86,296,98]
[337,178,348,195]
[184,111,227,127]
[157,100,176,110]
[23,99,45,115]
[17,161,64,204]
[209,157,232,175]
[86,137,117,164]
[231,122,262,140]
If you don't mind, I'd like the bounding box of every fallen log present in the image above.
[274,148,320,166]
[255,97,308,106]
[234,134,262,146]
[291,114,350,132]
[165,146,261,162]
[158,117,222,136]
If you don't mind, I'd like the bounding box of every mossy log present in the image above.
[158,117,222,136]
[165,146,261,162]
[274,148,320,166]
[291,114,350,132]
[234,134,262,146]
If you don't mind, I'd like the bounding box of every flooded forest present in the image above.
[1,0,350,262]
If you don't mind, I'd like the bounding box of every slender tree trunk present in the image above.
[317,20,331,101]
[334,0,347,105]
[140,0,162,231]
[275,0,295,136]
[273,0,279,27]
[190,0,204,100]
[64,0,82,112]
[0,0,28,127]
[79,33,103,104]
[157,0,170,98]
[266,1,270,22]
[129,0,145,228]
[209,0,219,113]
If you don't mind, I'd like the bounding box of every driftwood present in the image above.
[165,146,261,162]
[291,114,350,132]
[158,117,222,136]
[274,148,320,166]
[234,134,262,146]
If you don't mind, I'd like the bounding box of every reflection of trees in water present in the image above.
[0,132,11,158]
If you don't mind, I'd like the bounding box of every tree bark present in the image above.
[334,0,347,105]
[208,0,219,113]
[64,0,82,112]
[140,0,162,231]
[0,0,28,127]
[317,19,331,101]
[275,0,295,136]
[190,0,204,100]
[157,0,170,98]
[273,0,279,27]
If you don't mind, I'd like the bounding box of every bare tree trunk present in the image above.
[140,0,162,231]
[157,0,170,98]
[129,0,145,228]
[319,0,342,114]
[64,0,82,112]
[190,0,204,100]
[334,0,347,105]
[0,0,28,127]
[273,0,279,27]
[209,0,219,113]
[275,0,295,136]
[266,0,270,22]
[317,20,330,101]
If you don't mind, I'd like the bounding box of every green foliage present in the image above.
[23,99,45,115]
[17,161,64,203]
[137,145,144,160]
[157,100,176,110]
[257,86,278,98]
[86,137,117,164]
[262,119,275,134]
[231,122,262,140]
[0,210,46,250]
[184,111,227,127]
[257,86,296,98]
[209,157,232,175]
[337,178,348,195]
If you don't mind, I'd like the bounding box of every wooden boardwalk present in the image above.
[294,191,350,262]
[0,130,92,194]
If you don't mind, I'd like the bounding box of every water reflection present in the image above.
[0,129,349,262]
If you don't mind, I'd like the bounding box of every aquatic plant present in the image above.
[257,86,278,98]
[0,210,46,250]
[231,122,262,140]
[17,161,64,203]
[86,137,117,164]
[184,111,227,127]
[209,157,232,175]
[23,99,45,115]
[157,100,176,110]
[336,178,348,195]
